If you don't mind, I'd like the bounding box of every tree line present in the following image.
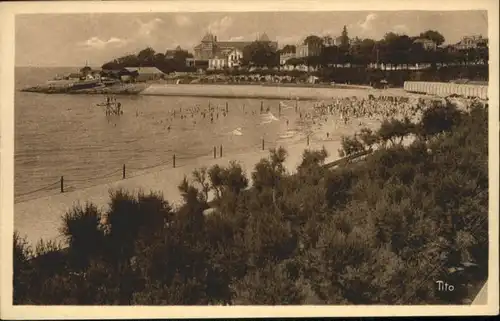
[100,28,488,74]
[14,100,488,305]
[263,28,487,69]
[101,47,195,74]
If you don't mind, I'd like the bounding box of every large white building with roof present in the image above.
[194,32,278,62]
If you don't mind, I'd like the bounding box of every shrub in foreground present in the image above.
[14,103,488,305]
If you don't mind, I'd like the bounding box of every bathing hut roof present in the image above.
[123,67,164,75]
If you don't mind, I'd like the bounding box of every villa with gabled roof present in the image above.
[193,32,278,62]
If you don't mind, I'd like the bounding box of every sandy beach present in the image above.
[14,77,465,246]
[13,81,436,245]
[15,137,344,245]
[141,83,412,100]
[14,70,444,246]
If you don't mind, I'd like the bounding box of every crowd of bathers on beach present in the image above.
[125,94,485,140]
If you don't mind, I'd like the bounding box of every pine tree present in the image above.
[340,25,350,48]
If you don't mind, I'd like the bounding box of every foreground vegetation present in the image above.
[14,102,488,305]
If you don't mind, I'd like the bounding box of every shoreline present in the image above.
[19,82,459,102]
[20,80,489,102]
[140,83,408,100]
[15,138,344,245]
[20,82,403,100]
[20,83,148,95]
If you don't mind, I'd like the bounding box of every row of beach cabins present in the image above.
[404,81,488,100]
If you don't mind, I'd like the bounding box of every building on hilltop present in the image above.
[193,32,278,63]
[165,45,184,59]
[279,36,322,64]
[208,47,244,70]
[330,35,358,47]
[185,57,208,70]
[413,38,437,51]
[454,35,488,50]
[194,33,219,60]
[279,52,296,65]
[296,42,322,58]
[208,56,228,70]
[226,48,244,68]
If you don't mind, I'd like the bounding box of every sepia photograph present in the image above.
[1,0,498,318]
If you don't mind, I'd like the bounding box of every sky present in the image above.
[15,11,488,67]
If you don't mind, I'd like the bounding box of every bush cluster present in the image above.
[14,102,488,305]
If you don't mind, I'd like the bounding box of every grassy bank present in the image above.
[13,101,488,305]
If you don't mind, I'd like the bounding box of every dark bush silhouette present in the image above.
[420,101,463,138]
[338,135,365,157]
[13,102,488,305]
[377,117,414,146]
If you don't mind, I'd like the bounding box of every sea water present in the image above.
[14,67,313,203]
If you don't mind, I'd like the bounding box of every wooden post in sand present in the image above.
[225,102,228,113]
[213,146,217,159]
[60,176,64,193]
[220,145,223,158]
[307,135,310,146]
[262,138,265,150]
[122,164,126,179]
[173,154,176,168]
